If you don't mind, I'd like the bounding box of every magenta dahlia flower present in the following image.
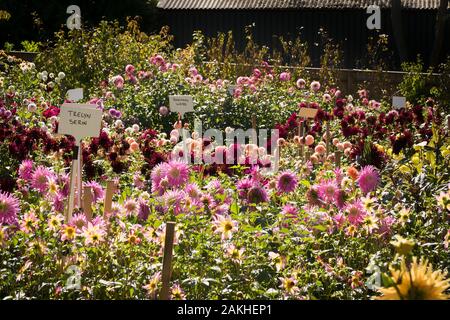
[0,191,20,225]
[185,183,202,199]
[247,186,268,204]
[277,170,298,194]
[83,181,104,203]
[281,204,298,218]
[150,162,170,193]
[344,199,366,225]
[166,160,189,187]
[318,180,339,203]
[18,159,34,181]
[30,166,54,194]
[69,213,88,230]
[162,190,186,215]
[357,165,380,194]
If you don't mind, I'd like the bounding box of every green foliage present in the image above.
[35,20,173,96]
[21,40,41,52]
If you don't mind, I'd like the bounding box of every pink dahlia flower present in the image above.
[0,191,20,225]
[357,165,380,194]
[18,159,34,181]
[166,160,189,188]
[31,166,55,194]
[83,181,104,203]
[277,170,298,194]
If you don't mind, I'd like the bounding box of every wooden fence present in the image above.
[6,51,441,96]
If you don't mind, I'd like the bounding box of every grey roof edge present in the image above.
[156,0,449,10]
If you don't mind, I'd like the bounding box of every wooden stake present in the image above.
[103,180,115,216]
[300,119,304,158]
[160,221,176,300]
[335,150,342,167]
[83,186,93,221]
[65,144,80,223]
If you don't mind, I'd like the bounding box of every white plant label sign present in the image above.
[298,107,319,119]
[67,88,83,102]
[392,96,406,109]
[58,103,102,144]
[169,95,194,117]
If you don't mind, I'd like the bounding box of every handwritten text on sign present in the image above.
[169,95,194,117]
[58,103,102,143]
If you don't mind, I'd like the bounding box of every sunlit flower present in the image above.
[436,191,450,211]
[357,165,380,194]
[281,204,298,219]
[296,78,306,89]
[213,214,238,240]
[276,171,298,194]
[269,252,286,272]
[166,160,189,187]
[47,214,63,232]
[361,214,378,234]
[18,159,34,181]
[318,180,339,203]
[143,272,161,297]
[390,235,415,255]
[361,196,377,213]
[83,181,104,202]
[346,166,359,181]
[82,222,106,246]
[19,211,38,233]
[398,207,411,226]
[225,244,245,264]
[375,257,450,300]
[0,191,20,225]
[171,283,186,300]
[346,224,357,237]
[60,224,76,241]
[344,200,366,225]
[124,199,138,216]
[69,213,88,230]
[279,277,299,295]
[31,166,54,194]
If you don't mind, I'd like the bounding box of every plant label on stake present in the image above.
[58,103,102,145]
[169,95,194,163]
[298,108,318,160]
[392,96,406,109]
[169,95,194,118]
[298,108,318,119]
[58,103,102,221]
[67,88,83,102]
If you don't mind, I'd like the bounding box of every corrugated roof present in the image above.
[157,0,448,10]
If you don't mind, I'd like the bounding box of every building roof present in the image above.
[157,0,448,10]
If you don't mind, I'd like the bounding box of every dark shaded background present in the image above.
[0,0,161,48]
